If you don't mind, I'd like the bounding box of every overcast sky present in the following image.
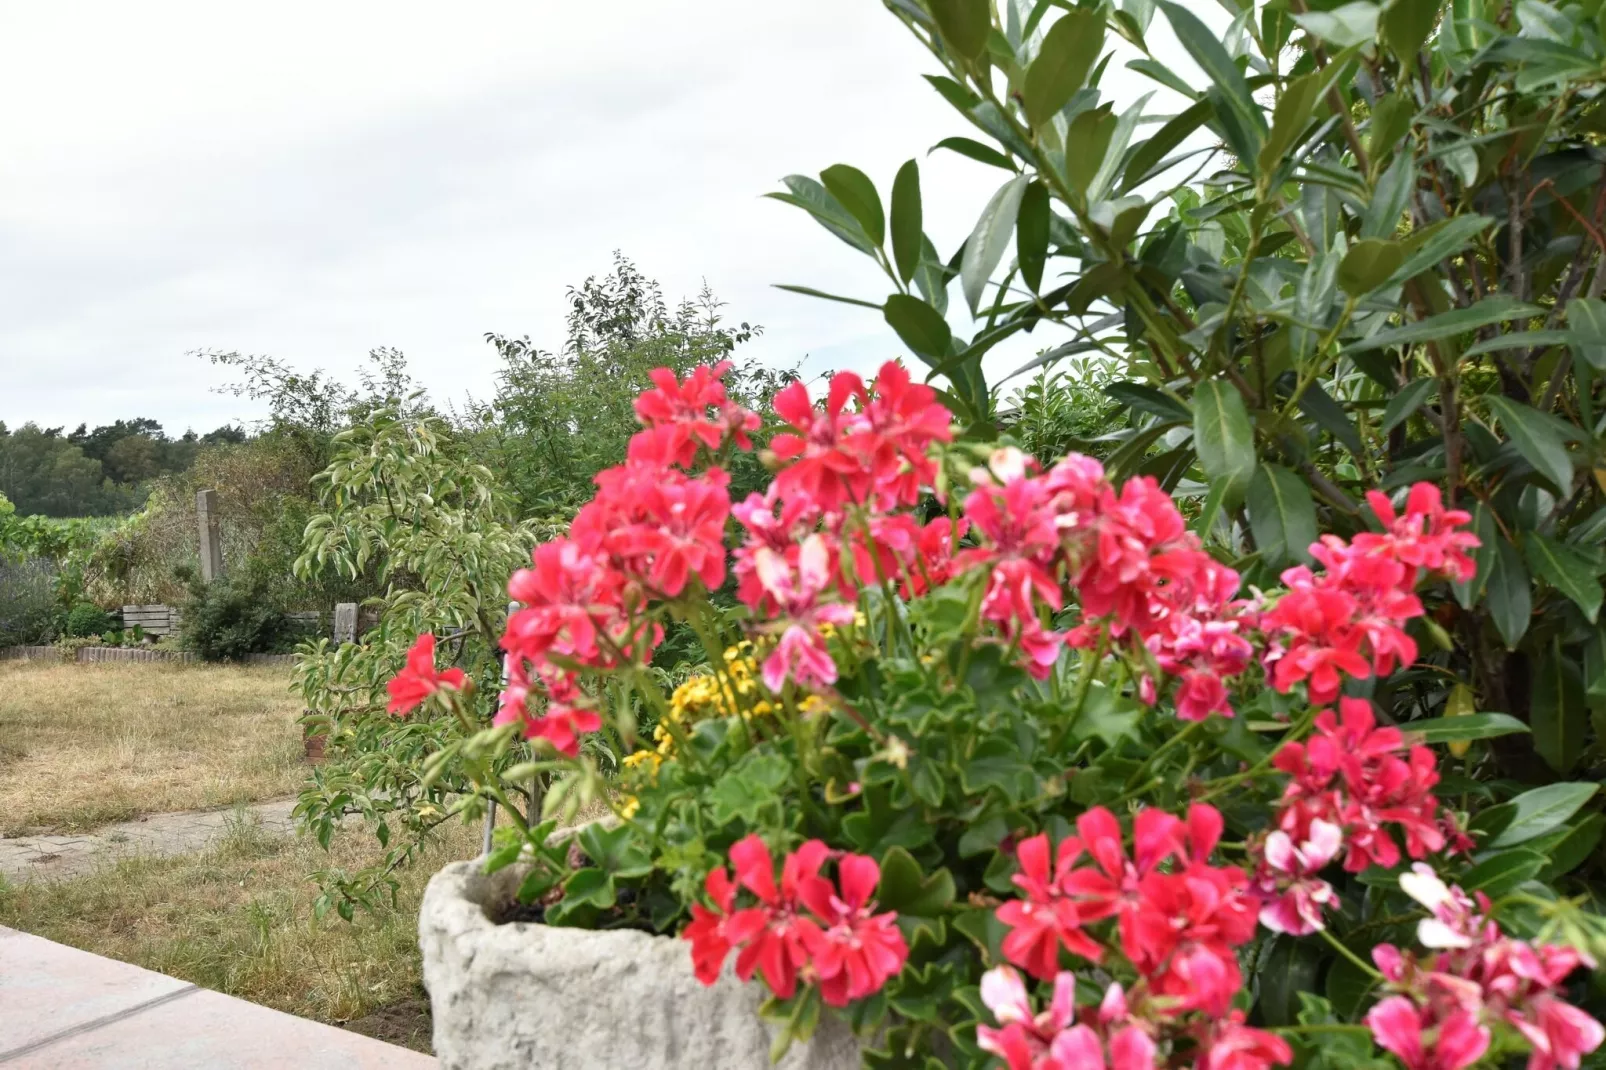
[0,1,1202,435]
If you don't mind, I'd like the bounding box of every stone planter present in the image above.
[419,860,862,1070]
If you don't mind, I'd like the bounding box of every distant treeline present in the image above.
[0,418,247,517]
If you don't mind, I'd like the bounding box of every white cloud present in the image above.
[0,0,1205,433]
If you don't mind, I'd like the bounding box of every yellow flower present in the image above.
[620,795,640,820]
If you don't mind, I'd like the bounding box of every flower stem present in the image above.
[1317,926,1383,980]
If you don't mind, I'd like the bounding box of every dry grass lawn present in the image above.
[0,814,481,1052]
[0,660,305,835]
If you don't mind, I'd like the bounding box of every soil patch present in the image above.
[341,997,434,1053]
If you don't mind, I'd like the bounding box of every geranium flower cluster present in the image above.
[682,834,908,1007]
[956,449,1254,720]
[1253,697,1469,935]
[492,362,760,754]
[727,361,957,692]
[1261,485,1478,705]
[986,803,1286,1070]
[1367,865,1603,1070]
[978,967,1291,1070]
[994,804,1259,1015]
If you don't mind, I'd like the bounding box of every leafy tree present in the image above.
[291,407,546,913]
[475,252,790,516]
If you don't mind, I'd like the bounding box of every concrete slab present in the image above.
[0,928,193,1054]
[0,928,435,1069]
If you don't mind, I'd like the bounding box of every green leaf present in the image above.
[1123,98,1213,193]
[876,846,957,917]
[1525,533,1604,623]
[1367,92,1416,162]
[1065,108,1119,196]
[1126,57,1198,100]
[1293,1,1381,47]
[1193,380,1256,501]
[1016,181,1049,294]
[1487,395,1575,493]
[767,175,875,254]
[1248,463,1318,567]
[1156,2,1264,163]
[1338,238,1405,297]
[1071,682,1142,747]
[1460,849,1547,898]
[1383,0,1443,63]
[578,822,652,878]
[773,284,884,310]
[1407,712,1530,743]
[1567,296,1606,371]
[1461,330,1574,357]
[1379,378,1437,435]
[1023,8,1106,129]
[1257,936,1324,1027]
[820,164,885,248]
[1391,215,1493,284]
[1487,536,1532,649]
[561,867,615,909]
[961,175,1029,315]
[1488,783,1599,848]
[1538,812,1605,880]
[1299,382,1366,458]
[1257,73,1325,179]
[931,136,1017,171]
[927,0,991,59]
[1105,381,1191,424]
[1531,640,1588,775]
[959,736,1036,802]
[1343,296,1544,352]
[1324,956,1377,1020]
[1453,502,1497,610]
[884,295,953,361]
[890,160,923,285]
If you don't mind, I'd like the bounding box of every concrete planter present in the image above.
[419,860,862,1070]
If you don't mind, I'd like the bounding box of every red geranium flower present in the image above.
[797,853,908,1006]
[386,634,466,715]
[723,836,829,1000]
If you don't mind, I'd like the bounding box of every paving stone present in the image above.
[0,930,435,1069]
[0,799,299,882]
[6,987,437,1069]
[0,927,193,1056]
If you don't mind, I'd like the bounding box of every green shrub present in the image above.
[180,575,292,661]
[63,601,115,639]
[0,558,58,646]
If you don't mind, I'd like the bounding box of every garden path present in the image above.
[0,798,297,883]
[0,925,437,1067]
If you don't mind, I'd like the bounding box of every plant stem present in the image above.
[1318,927,1383,980]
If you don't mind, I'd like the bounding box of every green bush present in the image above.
[180,574,293,661]
[0,558,58,646]
[63,601,115,639]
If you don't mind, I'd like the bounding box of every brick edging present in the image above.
[0,646,296,666]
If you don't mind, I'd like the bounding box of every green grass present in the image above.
[0,811,481,1052]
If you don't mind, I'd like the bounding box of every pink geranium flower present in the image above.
[1253,819,1342,935]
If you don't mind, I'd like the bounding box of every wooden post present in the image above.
[197,489,224,583]
[333,603,358,645]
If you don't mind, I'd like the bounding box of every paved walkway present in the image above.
[0,799,298,883]
[0,926,437,1067]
